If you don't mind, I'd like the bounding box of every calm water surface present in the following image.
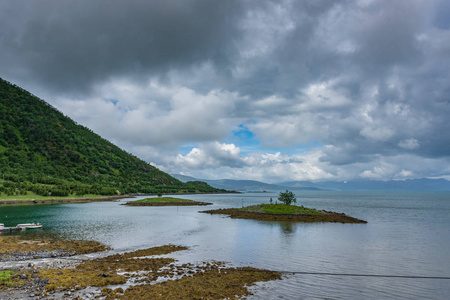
[1,191,449,299]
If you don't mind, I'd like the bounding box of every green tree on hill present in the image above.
[0,77,225,197]
[278,190,296,205]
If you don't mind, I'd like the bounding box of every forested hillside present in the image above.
[0,78,222,197]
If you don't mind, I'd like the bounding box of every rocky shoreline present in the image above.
[0,250,82,300]
[0,250,77,263]
[0,237,281,299]
[0,236,110,299]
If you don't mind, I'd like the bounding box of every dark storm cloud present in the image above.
[353,1,425,70]
[0,0,246,94]
[0,0,350,99]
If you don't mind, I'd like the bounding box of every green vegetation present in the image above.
[135,197,194,203]
[277,190,296,205]
[0,78,225,199]
[0,192,108,201]
[0,271,17,287]
[125,196,212,206]
[240,203,324,215]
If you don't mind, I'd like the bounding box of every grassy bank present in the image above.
[240,203,324,215]
[0,192,108,201]
[0,195,127,206]
[124,197,212,206]
[136,197,195,203]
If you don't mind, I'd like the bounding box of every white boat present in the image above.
[0,223,4,230]
[16,223,42,230]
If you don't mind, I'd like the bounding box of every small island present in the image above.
[201,203,367,223]
[124,196,212,206]
[200,190,367,224]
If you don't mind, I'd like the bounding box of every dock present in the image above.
[0,226,23,232]
[0,223,42,232]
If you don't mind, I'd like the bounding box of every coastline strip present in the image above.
[0,196,127,205]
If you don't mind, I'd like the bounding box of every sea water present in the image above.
[1,191,449,299]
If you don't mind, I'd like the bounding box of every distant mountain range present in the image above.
[172,175,320,192]
[171,175,292,191]
[279,178,450,191]
[172,174,450,192]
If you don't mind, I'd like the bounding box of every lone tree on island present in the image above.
[278,190,296,205]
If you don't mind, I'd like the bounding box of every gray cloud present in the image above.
[0,0,246,95]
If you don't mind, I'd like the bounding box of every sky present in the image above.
[1,0,450,183]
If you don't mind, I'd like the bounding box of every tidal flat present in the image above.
[0,237,280,299]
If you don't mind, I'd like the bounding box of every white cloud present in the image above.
[359,166,393,180]
[398,138,420,150]
[175,142,245,169]
[57,81,237,147]
[360,127,395,142]
[300,80,352,110]
[167,145,336,183]
[395,169,415,179]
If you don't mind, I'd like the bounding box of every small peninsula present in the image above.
[124,196,212,206]
[201,203,367,223]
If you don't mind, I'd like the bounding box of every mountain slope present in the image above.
[0,78,222,196]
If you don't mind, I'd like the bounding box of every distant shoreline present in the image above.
[0,191,237,205]
[0,195,127,205]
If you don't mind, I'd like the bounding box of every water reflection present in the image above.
[278,221,296,234]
